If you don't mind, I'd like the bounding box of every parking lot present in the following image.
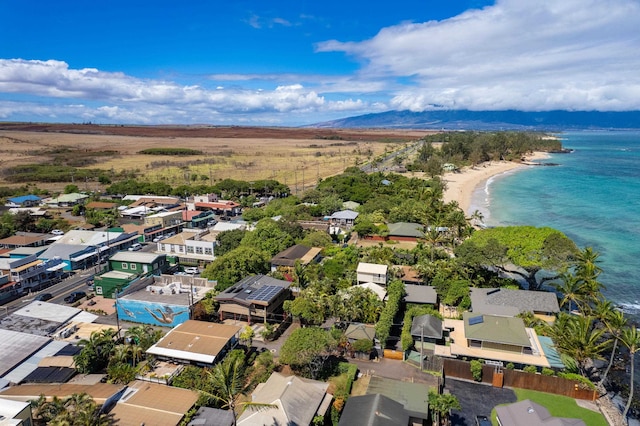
[444,378,517,426]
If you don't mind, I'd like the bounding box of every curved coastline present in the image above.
[441,152,551,216]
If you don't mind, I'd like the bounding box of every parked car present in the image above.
[64,291,86,303]
[152,236,164,243]
[128,243,142,251]
[184,267,199,275]
[34,293,53,301]
[51,229,64,235]
[475,416,491,426]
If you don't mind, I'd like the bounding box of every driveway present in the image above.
[444,378,517,426]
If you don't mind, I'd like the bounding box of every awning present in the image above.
[98,246,110,252]
[71,251,97,262]
[12,260,42,273]
[46,263,66,272]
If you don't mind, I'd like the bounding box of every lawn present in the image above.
[491,388,607,426]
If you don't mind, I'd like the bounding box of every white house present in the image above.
[356,262,388,286]
[155,230,216,267]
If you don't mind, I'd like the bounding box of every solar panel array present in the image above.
[249,285,282,302]
[468,315,484,325]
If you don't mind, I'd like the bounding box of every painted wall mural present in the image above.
[117,299,189,327]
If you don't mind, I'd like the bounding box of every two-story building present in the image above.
[155,230,216,268]
[94,252,169,298]
[356,262,388,286]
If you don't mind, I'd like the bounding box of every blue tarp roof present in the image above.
[8,195,41,203]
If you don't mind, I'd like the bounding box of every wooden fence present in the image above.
[443,359,597,401]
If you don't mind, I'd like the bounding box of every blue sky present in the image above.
[1,0,639,126]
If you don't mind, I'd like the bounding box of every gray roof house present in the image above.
[387,222,425,240]
[470,288,560,317]
[496,399,586,426]
[329,210,359,228]
[410,315,443,339]
[215,275,291,324]
[404,284,437,306]
[339,394,410,426]
[237,372,332,426]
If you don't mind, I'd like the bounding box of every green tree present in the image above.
[240,218,295,256]
[552,315,610,376]
[239,325,255,347]
[621,326,640,422]
[202,246,270,291]
[279,327,335,379]
[428,391,461,426]
[455,226,578,290]
[214,229,247,256]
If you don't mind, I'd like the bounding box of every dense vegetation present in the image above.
[409,131,563,173]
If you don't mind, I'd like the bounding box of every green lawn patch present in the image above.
[491,388,607,426]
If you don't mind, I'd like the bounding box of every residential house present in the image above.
[5,195,41,208]
[470,288,560,322]
[215,275,292,324]
[44,193,89,208]
[352,282,387,301]
[345,323,376,343]
[270,244,322,272]
[437,312,551,368]
[187,407,234,426]
[339,394,410,426]
[404,284,438,307]
[0,232,53,249]
[357,262,388,286]
[146,320,241,366]
[0,382,123,406]
[155,230,216,267]
[397,265,423,285]
[361,376,431,424]
[94,251,168,298]
[116,275,216,327]
[329,209,359,228]
[411,314,444,351]
[386,222,425,242]
[108,380,199,426]
[237,372,332,426]
[496,399,586,426]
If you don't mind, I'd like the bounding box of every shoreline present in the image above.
[442,152,551,215]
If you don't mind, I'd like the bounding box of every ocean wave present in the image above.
[618,302,640,315]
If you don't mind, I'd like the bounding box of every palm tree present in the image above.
[111,344,131,364]
[621,326,640,423]
[206,357,275,426]
[573,247,602,282]
[601,307,627,385]
[554,273,587,313]
[554,315,610,376]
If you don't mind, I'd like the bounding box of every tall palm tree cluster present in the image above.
[547,248,640,422]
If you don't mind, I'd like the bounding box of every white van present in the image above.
[128,243,142,251]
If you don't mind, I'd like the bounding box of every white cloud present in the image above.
[317,0,640,111]
[0,60,377,125]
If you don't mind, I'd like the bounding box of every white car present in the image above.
[184,267,199,275]
[128,243,142,251]
[51,229,64,235]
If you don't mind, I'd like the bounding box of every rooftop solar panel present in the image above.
[468,315,484,326]
[249,285,282,302]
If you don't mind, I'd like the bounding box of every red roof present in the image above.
[195,201,240,210]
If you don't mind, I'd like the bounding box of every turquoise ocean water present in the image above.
[470,131,640,315]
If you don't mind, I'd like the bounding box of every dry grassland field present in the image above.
[0,123,429,193]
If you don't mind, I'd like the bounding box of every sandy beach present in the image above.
[442,152,551,215]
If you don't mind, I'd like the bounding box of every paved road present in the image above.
[444,378,517,426]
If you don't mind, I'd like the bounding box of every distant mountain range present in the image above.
[311,110,640,131]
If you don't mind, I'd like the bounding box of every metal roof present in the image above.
[215,275,291,307]
[110,251,165,263]
[0,330,54,378]
[330,210,359,220]
[404,285,437,305]
[463,312,531,347]
[146,320,241,364]
[357,262,388,275]
[496,400,586,426]
[364,376,430,419]
[339,394,409,426]
[410,315,443,339]
[470,288,560,316]
[387,222,425,238]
